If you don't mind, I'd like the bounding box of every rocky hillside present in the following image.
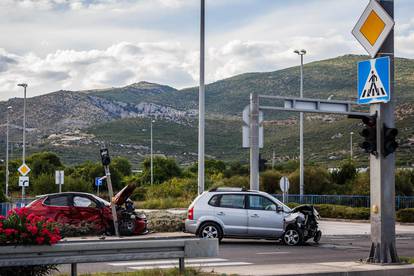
[0,55,413,166]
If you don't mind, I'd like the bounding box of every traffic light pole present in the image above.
[368,0,398,264]
[104,165,120,237]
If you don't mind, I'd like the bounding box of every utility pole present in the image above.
[5,106,12,198]
[150,119,155,185]
[294,49,306,203]
[368,0,398,264]
[198,0,205,195]
[249,92,259,191]
[350,131,354,159]
[17,83,27,201]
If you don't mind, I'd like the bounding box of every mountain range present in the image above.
[1,54,413,167]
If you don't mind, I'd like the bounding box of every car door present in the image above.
[42,194,74,223]
[214,194,248,236]
[247,195,284,237]
[72,195,105,230]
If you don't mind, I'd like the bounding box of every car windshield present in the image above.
[91,194,110,206]
[266,194,291,212]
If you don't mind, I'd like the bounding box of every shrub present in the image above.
[63,176,93,193]
[397,208,414,223]
[260,170,282,194]
[211,175,249,190]
[32,174,56,195]
[0,208,61,276]
[315,204,370,220]
[145,178,197,202]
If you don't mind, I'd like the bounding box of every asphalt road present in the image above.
[56,221,414,275]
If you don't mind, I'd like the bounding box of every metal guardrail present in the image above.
[273,194,414,209]
[0,238,218,276]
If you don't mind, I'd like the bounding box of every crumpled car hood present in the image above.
[112,183,136,206]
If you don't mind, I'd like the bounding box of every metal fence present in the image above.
[273,194,414,210]
[0,198,36,216]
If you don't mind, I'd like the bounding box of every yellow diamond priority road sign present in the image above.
[352,0,394,58]
[18,163,31,176]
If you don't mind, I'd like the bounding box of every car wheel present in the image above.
[198,222,223,241]
[283,227,303,246]
[119,218,136,236]
[314,230,322,243]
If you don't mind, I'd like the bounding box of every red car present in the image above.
[26,185,147,236]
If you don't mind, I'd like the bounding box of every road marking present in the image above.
[256,251,289,255]
[129,262,251,270]
[108,258,227,266]
[330,238,356,241]
[107,258,252,271]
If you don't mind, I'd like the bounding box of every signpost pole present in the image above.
[249,92,260,191]
[368,0,398,264]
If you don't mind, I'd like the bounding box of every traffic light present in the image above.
[259,154,267,172]
[100,148,111,166]
[359,116,377,156]
[383,124,398,157]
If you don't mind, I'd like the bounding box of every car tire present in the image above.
[119,218,136,236]
[198,222,223,241]
[314,230,322,243]
[283,227,303,246]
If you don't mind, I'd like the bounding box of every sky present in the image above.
[0,0,413,100]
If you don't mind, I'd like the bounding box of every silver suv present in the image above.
[185,188,321,246]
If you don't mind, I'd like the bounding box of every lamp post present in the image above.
[350,131,354,159]
[294,49,306,203]
[5,106,12,198]
[150,119,155,185]
[198,0,205,195]
[17,83,28,200]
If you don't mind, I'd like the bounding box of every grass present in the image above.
[399,256,414,264]
[63,268,227,276]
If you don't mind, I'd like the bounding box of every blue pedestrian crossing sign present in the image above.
[357,56,390,104]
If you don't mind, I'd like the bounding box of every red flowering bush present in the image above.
[0,207,61,245]
[0,208,62,275]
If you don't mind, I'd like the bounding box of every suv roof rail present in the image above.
[208,187,250,192]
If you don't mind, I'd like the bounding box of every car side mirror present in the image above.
[276,205,284,213]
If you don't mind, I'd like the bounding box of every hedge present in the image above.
[287,203,414,222]
[396,208,414,223]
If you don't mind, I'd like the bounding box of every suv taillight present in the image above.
[188,207,194,220]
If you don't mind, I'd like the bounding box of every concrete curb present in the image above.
[207,262,414,276]
[320,217,414,226]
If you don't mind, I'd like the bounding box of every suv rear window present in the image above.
[218,194,245,209]
[208,195,220,207]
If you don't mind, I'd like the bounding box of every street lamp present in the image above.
[350,131,354,159]
[294,49,306,203]
[150,119,155,185]
[5,106,12,198]
[198,0,205,195]
[17,83,28,200]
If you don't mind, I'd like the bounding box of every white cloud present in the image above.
[0,0,413,101]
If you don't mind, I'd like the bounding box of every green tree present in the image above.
[33,174,56,195]
[289,166,332,194]
[188,159,226,176]
[112,157,132,177]
[141,156,181,184]
[330,159,357,185]
[63,176,93,193]
[260,170,282,194]
[396,170,414,196]
[28,152,63,177]
[223,162,249,178]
